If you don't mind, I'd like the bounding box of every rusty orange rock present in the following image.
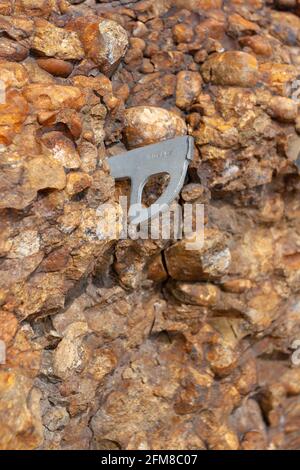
[36,58,73,77]
[176,71,203,110]
[77,18,128,76]
[201,51,259,87]
[22,84,85,111]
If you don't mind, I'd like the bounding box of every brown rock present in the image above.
[12,272,68,319]
[172,23,194,44]
[147,254,168,282]
[39,247,70,272]
[168,281,220,306]
[0,152,66,211]
[71,75,113,97]
[267,96,298,123]
[32,18,84,60]
[0,371,42,450]
[227,13,260,38]
[36,58,73,77]
[181,183,205,202]
[269,11,300,46]
[15,0,59,17]
[0,311,18,345]
[206,342,238,377]
[66,172,92,196]
[259,62,298,95]
[22,84,85,111]
[239,35,273,57]
[123,106,187,148]
[176,71,203,110]
[0,14,34,40]
[78,19,128,76]
[26,156,66,192]
[0,89,29,146]
[0,0,12,15]
[173,0,223,10]
[201,51,258,87]
[165,228,231,281]
[40,131,81,169]
[53,322,89,380]
[0,38,28,61]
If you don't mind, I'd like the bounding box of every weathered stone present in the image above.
[15,0,59,17]
[239,35,273,57]
[53,322,89,380]
[201,51,258,87]
[267,96,298,123]
[123,106,187,148]
[147,254,168,282]
[66,172,92,196]
[259,62,298,95]
[173,0,223,10]
[172,23,194,44]
[0,38,28,61]
[168,281,220,306]
[227,13,260,38]
[0,61,29,88]
[269,11,300,46]
[0,371,42,450]
[71,75,113,97]
[25,156,66,192]
[78,19,128,76]
[165,228,231,281]
[40,131,81,169]
[176,71,203,110]
[22,84,85,111]
[0,89,29,146]
[32,19,84,60]
[1,0,300,453]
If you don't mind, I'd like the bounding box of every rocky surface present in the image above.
[0,0,300,451]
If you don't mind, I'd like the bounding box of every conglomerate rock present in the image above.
[0,0,300,451]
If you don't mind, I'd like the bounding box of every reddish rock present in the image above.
[176,71,203,110]
[201,51,258,87]
[22,84,85,111]
[1,0,300,453]
[77,19,128,76]
[66,172,92,196]
[173,0,223,10]
[227,13,260,38]
[0,38,28,61]
[239,35,273,57]
[165,228,231,281]
[36,58,73,77]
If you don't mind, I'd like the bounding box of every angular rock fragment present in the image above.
[165,228,231,281]
[32,19,84,60]
[77,18,128,76]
